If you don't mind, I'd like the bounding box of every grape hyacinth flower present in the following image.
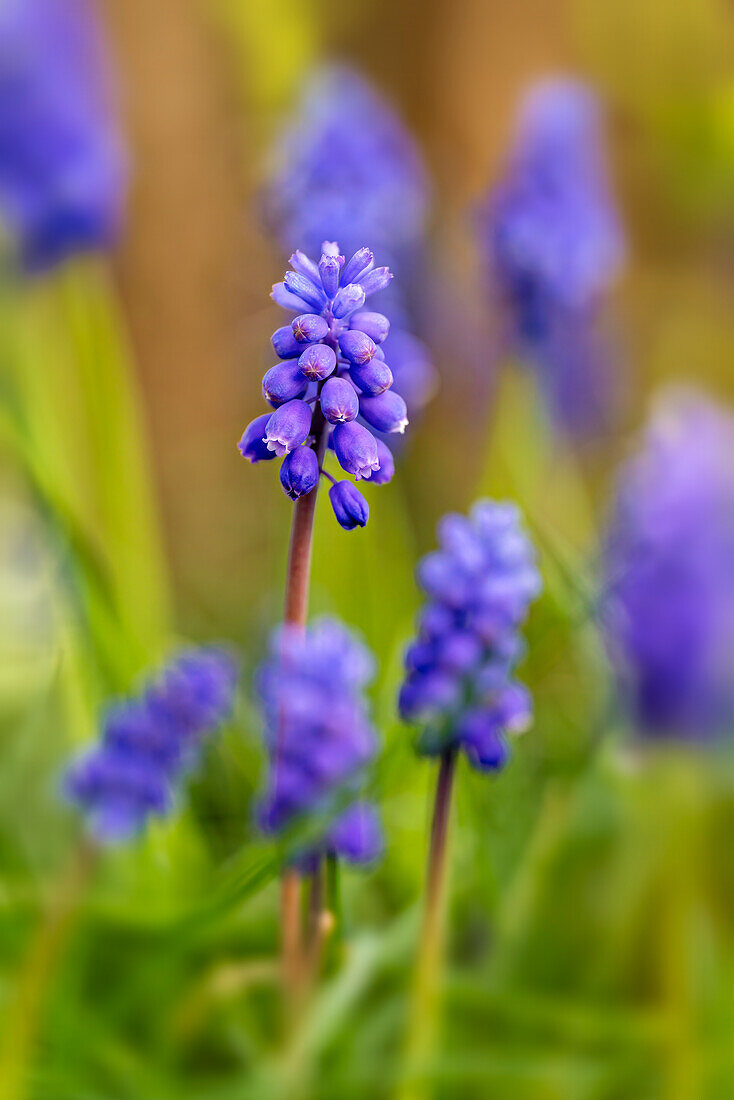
[480,78,624,436]
[0,0,127,272]
[238,242,408,529]
[256,618,383,868]
[400,500,542,770]
[63,648,237,842]
[400,500,541,1072]
[601,389,734,742]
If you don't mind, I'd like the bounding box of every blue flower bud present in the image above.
[398,671,460,720]
[340,247,373,286]
[238,414,276,462]
[456,709,509,772]
[289,249,321,283]
[271,281,313,312]
[284,270,327,311]
[319,253,341,297]
[279,446,320,500]
[271,324,303,359]
[262,361,307,406]
[338,329,376,365]
[332,421,380,480]
[298,343,337,381]
[360,266,393,297]
[320,376,359,424]
[329,481,369,530]
[370,439,395,485]
[434,630,484,674]
[333,283,366,319]
[359,390,408,433]
[349,311,390,344]
[264,399,313,457]
[349,358,393,396]
[292,312,330,343]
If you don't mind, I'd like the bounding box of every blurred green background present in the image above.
[1,0,732,1097]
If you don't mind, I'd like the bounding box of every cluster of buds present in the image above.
[238,242,408,529]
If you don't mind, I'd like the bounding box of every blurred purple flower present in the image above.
[63,648,237,842]
[256,618,383,866]
[480,78,625,436]
[0,0,127,272]
[601,389,734,741]
[400,500,541,772]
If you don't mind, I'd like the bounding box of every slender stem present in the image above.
[279,409,330,1019]
[401,749,457,1100]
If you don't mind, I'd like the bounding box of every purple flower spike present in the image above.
[256,618,383,869]
[400,500,541,772]
[241,239,404,526]
[329,481,369,530]
[0,0,128,272]
[332,422,380,480]
[480,78,625,437]
[279,446,320,500]
[63,647,237,843]
[264,399,313,457]
[601,388,734,741]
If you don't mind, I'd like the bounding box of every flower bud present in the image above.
[262,361,307,407]
[332,283,366,319]
[298,343,336,381]
[238,414,276,462]
[338,330,376,365]
[319,254,341,298]
[360,266,393,297]
[289,250,321,283]
[329,481,369,530]
[292,313,329,343]
[271,325,302,359]
[279,446,320,500]
[370,439,395,485]
[359,390,408,433]
[340,247,373,286]
[332,422,380,480]
[284,270,327,311]
[455,709,509,772]
[320,377,359,424]
[349,359,393,396]
[272,281,312,313]
[263,399,313,457]
[349,311,390,344]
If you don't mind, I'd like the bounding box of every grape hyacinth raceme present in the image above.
[0,0,127,272]
[63,648,237,841]
[601,388,734,742]
[238,242,409,529]
[400,500,542,770]
[256,618,383,868]
[481,79,624,436]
